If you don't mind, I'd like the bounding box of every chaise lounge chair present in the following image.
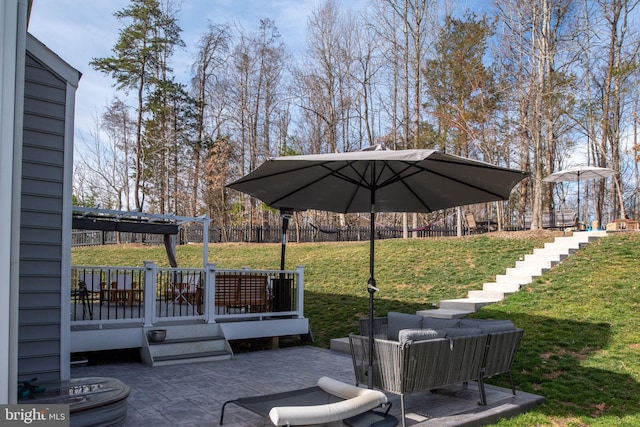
[219,376,391,426]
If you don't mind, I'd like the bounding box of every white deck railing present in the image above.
[71,263,304,327]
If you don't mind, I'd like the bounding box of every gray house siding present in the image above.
[18,51,68,382]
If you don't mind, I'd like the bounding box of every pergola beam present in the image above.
[72,207,211,267]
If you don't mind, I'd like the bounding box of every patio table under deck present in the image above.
[70,345,543,426]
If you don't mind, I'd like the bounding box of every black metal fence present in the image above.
[72,224,468,247]
[72,230,165,247]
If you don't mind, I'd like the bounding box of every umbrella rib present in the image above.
[374,162,435,212]
[330,161,373,188]
[411,158,524,200]
[264,161,371,208]
[375,159,519,210]
[338,161,423,212]
[338,162,373,212]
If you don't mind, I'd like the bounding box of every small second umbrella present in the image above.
[543,165,617,223]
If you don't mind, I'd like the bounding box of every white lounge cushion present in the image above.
[268,377,388,426]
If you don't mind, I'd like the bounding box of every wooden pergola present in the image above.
[72,207,211,267]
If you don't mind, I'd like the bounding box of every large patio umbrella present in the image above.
[227,148,529,388]
[543,165,617,222]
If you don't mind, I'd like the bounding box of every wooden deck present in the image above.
[70,264,308,353]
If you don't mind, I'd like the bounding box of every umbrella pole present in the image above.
[277,210,292,313]
[367,182,378,389]
[367,214,376,389]
[280,226,286,271]
[279,209,292,271]
[577,172,581,226]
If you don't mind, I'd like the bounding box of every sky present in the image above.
[27,0,367,146]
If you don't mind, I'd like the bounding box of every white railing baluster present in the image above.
[71,264,305,324]
[206,263,217,323]
[296,265,304,319]
[143,261,156,326]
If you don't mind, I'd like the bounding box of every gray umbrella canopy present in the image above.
[227,148,529,388]
[228,149,529,213]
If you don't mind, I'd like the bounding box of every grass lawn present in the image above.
[72,231,640,426]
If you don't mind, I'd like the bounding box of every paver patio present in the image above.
[71,345,543,426]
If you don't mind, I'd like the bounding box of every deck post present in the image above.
[143,261,156,326]
[296,266,304,318]
[205,263,216,323]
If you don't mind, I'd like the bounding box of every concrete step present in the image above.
[572,231,607,241]
[505,266,547,277]
[554,233,603,244]
[416,308,474,319]
[534,232,604,255]
[524,251,567,261]
[482,282,522,293]
[438,298,499,312]
[522,252,567,265]
[542,243,581,253]
[468,290,506,300]
[330,337,350,354]
[533,246,576,256]
[496,274,534,285]
[515,259,556,269]
[533,248,577,258]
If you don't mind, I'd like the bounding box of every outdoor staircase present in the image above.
[140,323,233,366]
[329,230,608,353]
[420,230,608,319]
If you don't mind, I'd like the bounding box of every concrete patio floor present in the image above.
[71,345,544,426]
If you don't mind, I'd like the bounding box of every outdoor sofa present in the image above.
[349,312,523,426]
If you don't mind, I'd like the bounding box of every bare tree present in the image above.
[371,2,402,149]
[495,0,575,229]
[190,23,232,217]
[297,0,347,154]
[591,0,639,222]
[378,0,437,235]
[349,12,384,148]
[101,98,134,210]
[226,19,288,226]
[75,102,133,210]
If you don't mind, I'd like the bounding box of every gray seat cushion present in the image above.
[460,319,515,333]
[387,312,423,341]
[422,317,461,330]
[442,327,483,337]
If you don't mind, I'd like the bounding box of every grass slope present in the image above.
[72,232,555,346]
[72,231,640,426]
